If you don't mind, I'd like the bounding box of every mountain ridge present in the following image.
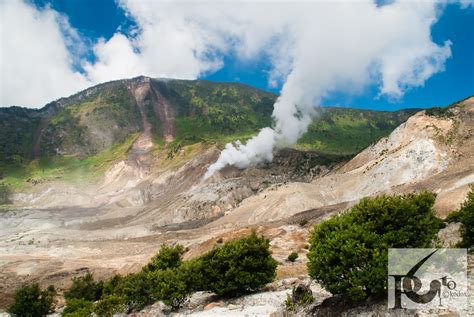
[0,76,416,164]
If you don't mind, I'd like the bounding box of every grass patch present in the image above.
[0,133,138,191]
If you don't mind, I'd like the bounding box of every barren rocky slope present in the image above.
[0,80,472,314]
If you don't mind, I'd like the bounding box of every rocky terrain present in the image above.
[0,77,472,315]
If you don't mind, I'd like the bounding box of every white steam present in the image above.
[204,0,457,178]
[204,128,276,179]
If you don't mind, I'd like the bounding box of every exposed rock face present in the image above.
[0,96,472,313]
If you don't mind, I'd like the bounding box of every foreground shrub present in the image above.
[144,244,185,272]
[8,284,56,317]
[62,298,94,317]
[457,187,474,248]
[149,268,190,309]
[104,271,154,311]
[61,232,277,312]
[64,273,103,302]
[94,295,127,317]
[444,187,473,249]
[307,192,444,300]
[200,230,278,295]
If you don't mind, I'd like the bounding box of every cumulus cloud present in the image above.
[205,0,456,177]
[0,0,91,107]
[0,0,468,171]
[0,0,460,109]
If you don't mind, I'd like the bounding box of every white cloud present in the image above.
[0,0,468,172]
[0,0,91,108]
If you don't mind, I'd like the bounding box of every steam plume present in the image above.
[204,0,455,178]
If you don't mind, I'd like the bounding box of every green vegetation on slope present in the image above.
[446,185,474,249]
[0,77,417,196]
[0,133,138,191]
[40,84,142,157]
[0,107,42,164]
[297,107,416,155]
[159,80,415,153]
[160,80,275,143]
[8,284,56,317]
[307,192,444,301]
[54,231,276,315]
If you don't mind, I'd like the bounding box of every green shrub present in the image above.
[94,295,126,317]
[445,210,464,223]
[62,298,94,317]
[285,285,314,312]
[287,252,298,262]
[307,192,444,301]
[106,271,154,311]
[200,230,277,296]
[425,107,453,118]
[440,187,473,249]
[61,233,277,312]
[65,273,103,302]
[149,268,190,309]
[8,283,56,317]
[457,187,474,248]
[145,244,185,272]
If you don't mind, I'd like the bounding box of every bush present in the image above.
[60,233,277,312]
[285,285,314,312]
[200,230,277,296]
[105,271,154,311]
[457,187,474,248]
[8,283,56,317]
[307,192,444,301]
[442,187,473,249]
[145,244,185,272]
[287,252,298,262]
[65,273,103,302]
[94,295,126,317]
[425,107,453,118]
[149,268,190,309]
[62,298,94,317]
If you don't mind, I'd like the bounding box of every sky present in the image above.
[0,0,473,111]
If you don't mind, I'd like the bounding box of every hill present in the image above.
[0,76,415,192]
[0,76,472,314]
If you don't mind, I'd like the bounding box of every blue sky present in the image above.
[2,0,473,110]
[30,0,474,111]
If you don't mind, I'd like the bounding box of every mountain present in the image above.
[0,77,472,314]
[0,76,414,193]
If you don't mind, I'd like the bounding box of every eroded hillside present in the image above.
[0,79,472,313]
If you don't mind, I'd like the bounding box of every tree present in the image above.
[307,192,444,300]
[64,273,103,302]
[8,283,56,317]
[200,230,278,295]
